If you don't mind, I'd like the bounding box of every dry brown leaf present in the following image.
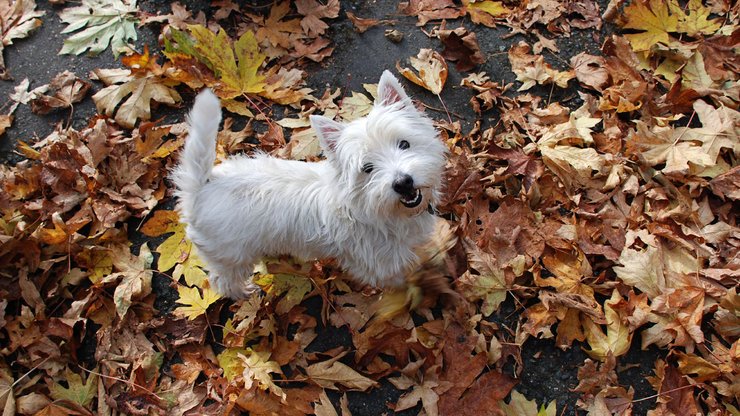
[397,49,448,95]
[437,27,485,72]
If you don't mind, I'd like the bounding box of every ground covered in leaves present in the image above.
[0,0,738,415]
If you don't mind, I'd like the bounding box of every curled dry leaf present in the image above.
[30,71,91,114]
[345,11,394,33]
[396,49,448,95]
[0,0,44,79]
[570,52,609,92]
[437,26,485,72]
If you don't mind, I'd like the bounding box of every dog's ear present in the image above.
[310,115,345,152]
[377,70,411,107]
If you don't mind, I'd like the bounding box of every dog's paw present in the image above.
[209,274,260,300]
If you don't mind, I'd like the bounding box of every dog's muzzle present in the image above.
[393,174,423,208]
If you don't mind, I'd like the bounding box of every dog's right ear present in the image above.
[377,70,411,108]
[310,115,345,153]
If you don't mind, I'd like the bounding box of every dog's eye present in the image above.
[362,163,374,173]
[398,140,410,150]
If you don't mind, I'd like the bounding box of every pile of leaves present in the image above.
[1,0,738,415]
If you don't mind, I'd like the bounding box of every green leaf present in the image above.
[50,371,97,408]
[58,0,138,57]
[186,25,266,98]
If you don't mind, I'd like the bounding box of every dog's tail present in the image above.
[172,89,222,219]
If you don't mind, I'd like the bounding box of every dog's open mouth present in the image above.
[400,189,423,208]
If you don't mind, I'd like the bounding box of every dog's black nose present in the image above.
[392,174,415,195]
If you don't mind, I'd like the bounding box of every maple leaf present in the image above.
[239,350,286,400]
[465,0,510,27]
[141,210,207,283]
[217,347,250,381]
[582,290,632,361]
[102,243,153,319]
[345,11,394,33]
[338,91,373,121]
[621,0,680,52]
[306,353,377,391]
[186,25,266,99]
[58,0,138,57]
[394,377,441,416]
[397,49,448,95]
[689,100,739,164]
[677,0,723,36]
[91,67,182,129]
[508,42,574,91]
[500,390,557,416]
[626,120,713,175]
[613,230,666,299]
[254,262,312,314]
[398,0,464,26]
[437,27,485,72]
[249,2,302,51]
[0,0,44,79]
[295,0,340,37]
[30,71,91,115]
[457,239,508,316]
[173,285,221,320]
[49,370,97,408]
[570,52,609,92]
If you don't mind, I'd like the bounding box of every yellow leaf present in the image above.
[174,253,208,287]
[174,286,220,320]
[678,0,722,36]
[141,210,181,237]
[467,0,509,18]
[582,290,631,360]
[217,347,249,381]
[622,0,681,52]
[141,210,205,277]
[187,25,266,99]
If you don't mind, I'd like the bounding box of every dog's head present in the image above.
[310,70,447,221]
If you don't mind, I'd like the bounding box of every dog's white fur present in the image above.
[173,71,447,299]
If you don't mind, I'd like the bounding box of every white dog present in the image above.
[173,71,447,299]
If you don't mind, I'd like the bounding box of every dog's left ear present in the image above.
[377,70,411,108]
[310,115,345,153]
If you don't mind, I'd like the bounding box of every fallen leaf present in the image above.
[58,0,138,57]
[398,0,464,26]
[397,49,448,95]
[30,71,91,114]
[0,0,44,79]
[240,349,286,400]
[173,286,221,320]
[91,67,182,129]
[295,0,340,37]
[437,27,485,72]
[500,390,557,416]
[306,354,377,391]
[508,42,574,91]
[49,370,97,408]
[582,290,632,360]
